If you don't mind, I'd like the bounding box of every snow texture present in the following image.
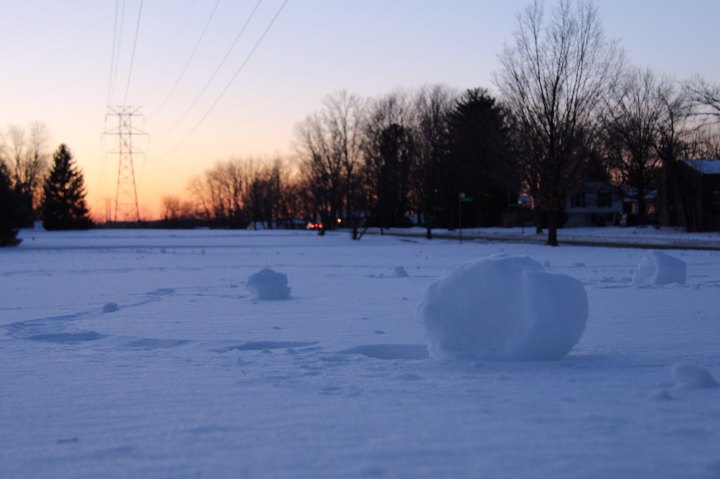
[632,250,687,286]
[417,255,588,361]
[671,363,719,389]
[246,268,291,300]
[4,229,720,478]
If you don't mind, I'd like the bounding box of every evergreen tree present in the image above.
[41,144,92,230]
[0,161,22,246]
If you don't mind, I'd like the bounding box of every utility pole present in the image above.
[104,106,146,223]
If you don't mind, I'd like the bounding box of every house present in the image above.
[565,181,623,227]
[676,159,720,231]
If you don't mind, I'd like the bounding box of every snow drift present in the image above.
[632,250,686,286]
[246,268,291,300]
[417,255,588,361]
[102,302,119,313]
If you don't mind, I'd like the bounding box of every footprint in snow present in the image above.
[216,340,318,352]
[338,344,429,360]
[649,388,673,401]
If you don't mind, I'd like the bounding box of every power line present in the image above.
[159,0,290,160]
[161,0,264,138]
[106,0,121,105]
[107,0,127,105]
[150,0,222,120]
[123,0,145,105]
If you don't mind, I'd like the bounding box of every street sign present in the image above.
[458,193,474,244]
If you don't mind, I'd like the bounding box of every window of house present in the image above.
[597,191,612,208]
[570,193,586,208]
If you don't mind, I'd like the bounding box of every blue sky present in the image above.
[1,0,719,217]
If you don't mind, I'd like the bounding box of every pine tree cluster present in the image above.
[0,162,22,246]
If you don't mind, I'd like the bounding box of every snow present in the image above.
[683,159,720,175]
[417,255,587,360]
[632,250,687,286]
[246,267,291,300]
[671,363,719,389]
[2,229,720,478]
[650,388,673,401]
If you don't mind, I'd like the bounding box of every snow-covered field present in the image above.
[2,229,719,478]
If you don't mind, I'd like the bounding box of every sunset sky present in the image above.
[2,0,720,219]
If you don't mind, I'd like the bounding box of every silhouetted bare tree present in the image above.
[187,157,297,229]
[603,68,665,223]
[497,0,622,245]
[685,129,720,159]
[161,195,197,226]
[410,85,456,239]
[296,113,342,234]
[246,159,286,229]
[187,159,250,227]
[296,91,366,238]
[187,176,213,223]
[0,122,50,225]
[324,92,366,238]
[362,91,414,232]
[687,77,720,121]
[655,78,694,228]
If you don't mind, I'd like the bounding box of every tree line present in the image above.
[496,0,720,244]
[4,0,720,246]
[173,86,520,240]
[176,0,720,245]
[1,127,91,245]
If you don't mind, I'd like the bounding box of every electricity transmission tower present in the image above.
[104,106,146,222]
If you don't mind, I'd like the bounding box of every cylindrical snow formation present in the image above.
[417,255,588,361]
[632,250,686,286]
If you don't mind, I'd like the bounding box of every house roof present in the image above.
[683,159,720,175]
